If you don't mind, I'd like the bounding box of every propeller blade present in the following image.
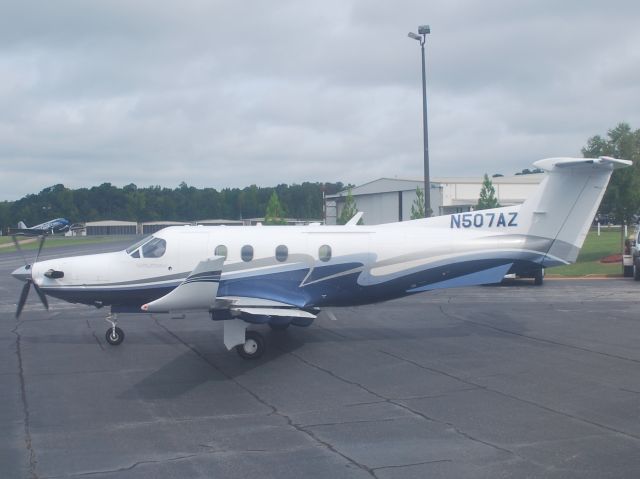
[32,283,49,310]
[11,235,28,265]
[34,235,46,263]
[16,282,31,319]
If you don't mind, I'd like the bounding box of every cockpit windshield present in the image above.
[126,236,167,258]
[126,236,152,254]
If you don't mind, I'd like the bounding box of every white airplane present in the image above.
[11,157,630,359]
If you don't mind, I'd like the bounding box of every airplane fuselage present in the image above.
[26,207,551,312]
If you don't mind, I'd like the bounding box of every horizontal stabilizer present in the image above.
[534,156,631,171]
[141,256,224,313]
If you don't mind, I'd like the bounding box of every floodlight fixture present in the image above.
[418,25,430,35]
[407,32,421,41]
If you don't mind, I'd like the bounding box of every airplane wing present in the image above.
[142,261,318,320]
[141,256,224,312]
[8,228,47,237]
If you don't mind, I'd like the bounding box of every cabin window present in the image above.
[275,245,288,262]
[241,245,254,262]
[215,245,228,259]
[130,249,140,258]
[142,238,167,258]
[318,244,332,262]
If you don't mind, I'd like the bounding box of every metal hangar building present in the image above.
[325,174,544,225]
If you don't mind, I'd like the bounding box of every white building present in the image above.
[325,174,544,225]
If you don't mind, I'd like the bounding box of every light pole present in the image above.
[408,25,431,217]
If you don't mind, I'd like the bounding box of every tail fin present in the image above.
[17,221,27,229]
[518,156,631,265]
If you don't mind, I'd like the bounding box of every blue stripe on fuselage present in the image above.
[41,256,543,310]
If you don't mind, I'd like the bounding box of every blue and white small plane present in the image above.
[10,218,71,236]
[11,157,630,359]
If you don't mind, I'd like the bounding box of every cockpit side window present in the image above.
[126,236,152,255]
[142,238,167,258]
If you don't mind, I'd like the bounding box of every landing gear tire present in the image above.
[105,326,125,346]
[236,330,265,360]
[268,322,290,331]
[624,265,634,278]
[533,269,544,286]
[634,262,640,281]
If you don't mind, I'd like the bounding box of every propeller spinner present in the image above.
[11,235,49,318]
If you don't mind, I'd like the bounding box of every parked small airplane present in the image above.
[11,157,630,359]
[10,218,71,236]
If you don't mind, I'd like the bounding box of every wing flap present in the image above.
[232,307,317,319]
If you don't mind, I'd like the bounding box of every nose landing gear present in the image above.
[104,313,125,346]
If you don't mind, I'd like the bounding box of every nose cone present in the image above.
[12,264,31,282]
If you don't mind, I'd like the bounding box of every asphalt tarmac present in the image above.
[1,240,640,478]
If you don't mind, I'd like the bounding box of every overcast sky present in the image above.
[1,0,639,200]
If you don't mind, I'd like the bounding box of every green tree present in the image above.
[264,191,286,225]
[476,174,500,210]
[410,186,425,219]
[582,123,640,226]
[338,188,360,225]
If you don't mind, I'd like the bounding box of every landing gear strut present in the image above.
[533,269,544,286]
[104,313,125,346]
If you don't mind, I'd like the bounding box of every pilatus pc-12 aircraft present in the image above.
[11,157,630,359]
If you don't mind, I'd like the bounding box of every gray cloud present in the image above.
[1,0,639,200]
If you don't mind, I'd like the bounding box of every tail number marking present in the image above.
[451,212,518,228]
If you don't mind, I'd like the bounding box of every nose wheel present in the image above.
[104,313,125,346]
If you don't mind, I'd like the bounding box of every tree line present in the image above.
[0,181,345,229]
[2,122,638,230]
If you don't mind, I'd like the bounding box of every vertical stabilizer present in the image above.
[518,157,630,264]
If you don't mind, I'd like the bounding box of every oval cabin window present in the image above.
[241,245,254,262]
[214,245,228,259]
[318,244,332,262]
[275,245,288,262]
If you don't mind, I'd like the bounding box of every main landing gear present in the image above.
[105,313,125,346]
[235,330,265,360]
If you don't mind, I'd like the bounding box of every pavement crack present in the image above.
[303,417,401,429]
[379,349,480,390]
[12,321,39,479]
[371,459,452,472]
[439,304,640,365]
[620,387,640,394]
[87,319,104,350]
[282,414,377,478]
[43,453,199,478]
[381,348,640,444]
